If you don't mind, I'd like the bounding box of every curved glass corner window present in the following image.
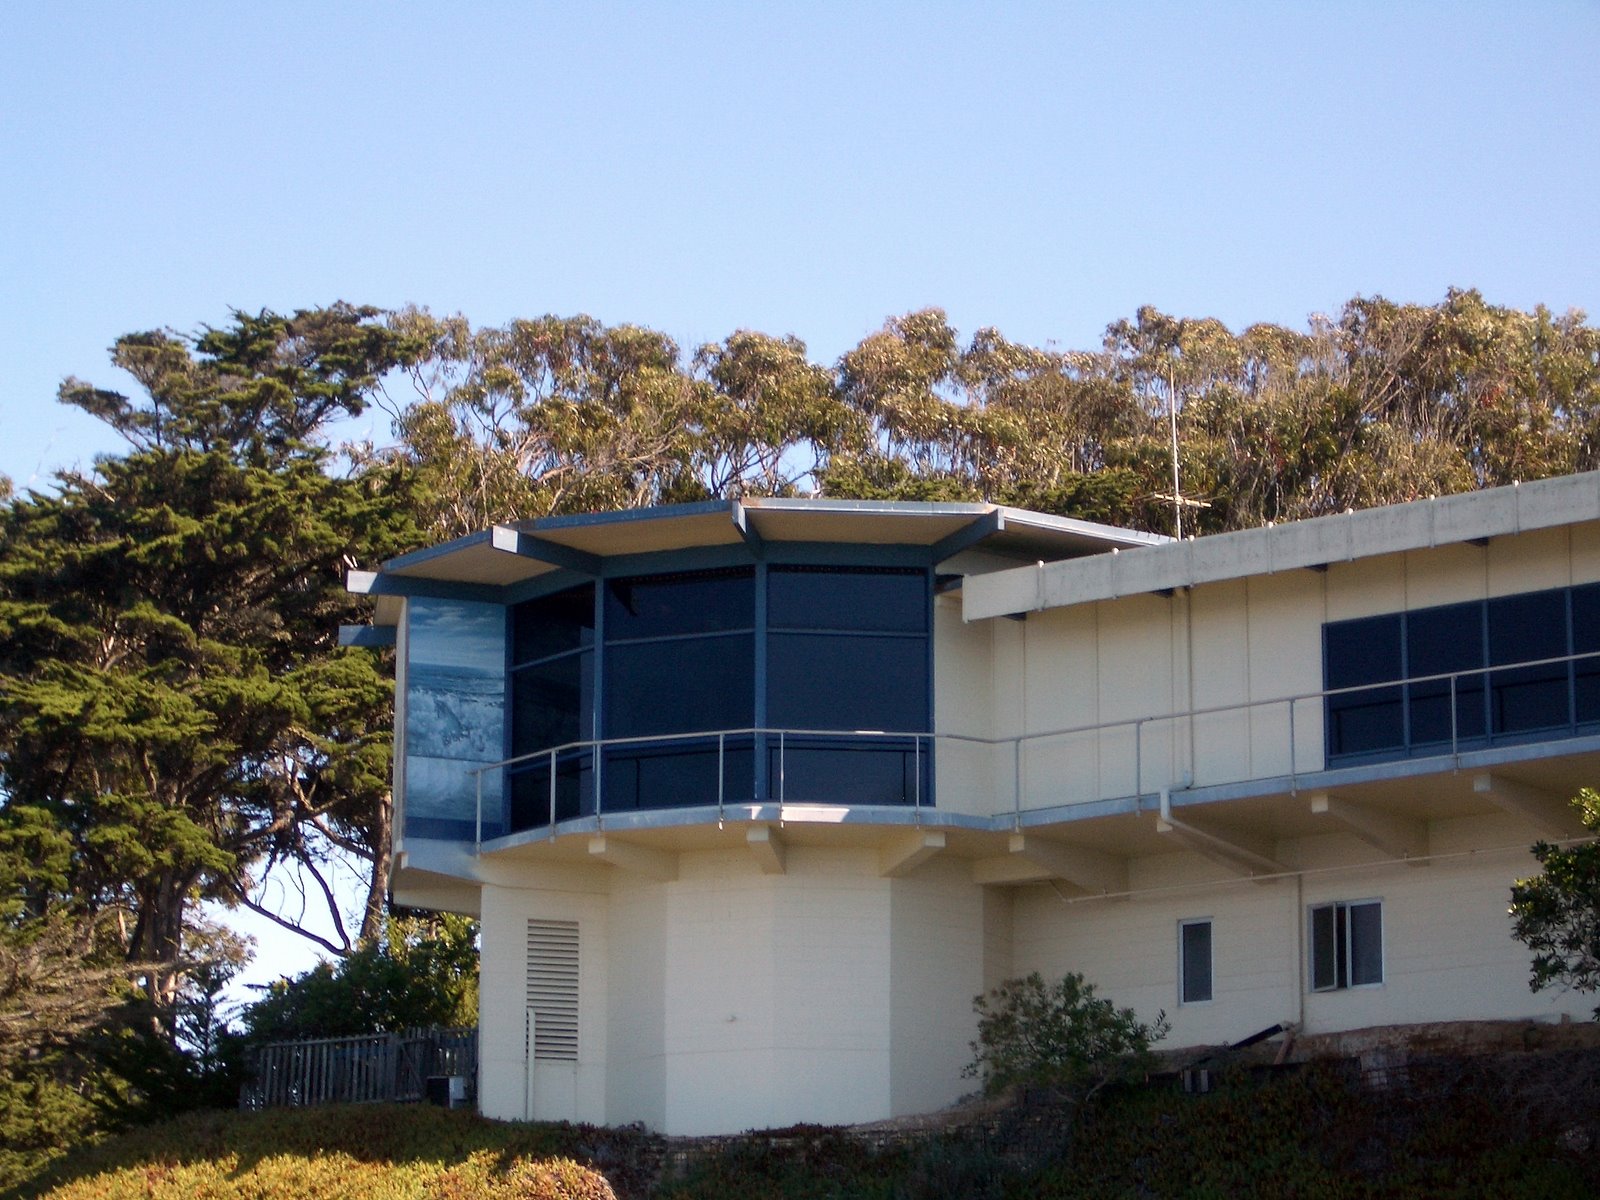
[503,562,932,833]
[1324,583,1597,765]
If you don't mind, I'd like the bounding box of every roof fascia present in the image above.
[346,570,504,605]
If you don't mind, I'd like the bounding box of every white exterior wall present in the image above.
[477,845,987,1135]
[888,857,988,1116]
[478,868,609,1126]
[997,525,1600,812]
[1011,816,1592,1046]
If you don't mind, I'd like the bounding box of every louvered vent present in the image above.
[525,919,579,1061]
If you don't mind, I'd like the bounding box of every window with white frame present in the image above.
[1308,900,1382,991]
[1179,918,1213,1004]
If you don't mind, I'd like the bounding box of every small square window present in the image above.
[1309,900,1382,991]
[1179,918,1213,1004]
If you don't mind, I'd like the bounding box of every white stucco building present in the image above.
[346,476,1600,1135]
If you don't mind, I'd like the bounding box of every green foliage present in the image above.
[965,972,1169,1101]
[12,1104,627,1200]
[1511,788,1600,1017]
[239,914,479,1042]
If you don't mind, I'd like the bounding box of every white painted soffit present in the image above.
[962,472,1600,622]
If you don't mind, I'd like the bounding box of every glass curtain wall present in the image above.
[504,560,933,832]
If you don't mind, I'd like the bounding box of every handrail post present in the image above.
[778,730,786,805]
[475,770,483,855]
[1450,674,1459,765]
[548,748,557,830]
[718,732,725,826]
[1288,697,1298,791]
[1012,738,1022,830]
[913,734,921,818]
[1135,718,1143,806]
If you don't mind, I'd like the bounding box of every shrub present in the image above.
[965,971,1169,1103]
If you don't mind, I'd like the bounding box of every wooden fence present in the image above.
[240,1026,477,1110]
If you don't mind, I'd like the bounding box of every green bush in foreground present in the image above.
[7,1104,635,1200]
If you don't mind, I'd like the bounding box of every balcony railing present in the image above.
[464,649,1600,849]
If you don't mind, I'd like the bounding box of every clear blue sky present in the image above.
[5,2,1598,492]
[3,2,1598,982]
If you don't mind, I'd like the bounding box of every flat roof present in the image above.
[363,497,1167,591]
[963,471,1600,621]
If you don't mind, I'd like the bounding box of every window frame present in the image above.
[1178,917,1214,1005]
[1307,898,1384,993]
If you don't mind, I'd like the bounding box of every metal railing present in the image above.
[463,649,1600,847]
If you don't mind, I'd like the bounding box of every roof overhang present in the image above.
[347,498,1167,607]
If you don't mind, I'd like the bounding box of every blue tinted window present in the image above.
[605,568,754,640]
[512,585,595,666]
[605,633,754,738]
[605,740,755,812]
[768,633,928,733]
[769,566,927,633]
[512,650,592,753]
[1573,584,1600,725]
[1325,616,1404,757]
[1489,591,1569,734]
[1405,602,1484,745]
[769,739,926,806]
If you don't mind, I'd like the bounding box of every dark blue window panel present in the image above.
[1180,921,1213,1004]
[508,752,593,831]
[604,739,755,812]
[768,633,929,733]
[512,650,592,756]
[768,738,927,806]
[1325,615,1404,757]
[768,566,927,633]
[605,633,755,738]
[605,568,754,641]
[1572,584,1600,726]
[1489,591,1570,735]
[512,584,595,666]
[1405,602,1484,746]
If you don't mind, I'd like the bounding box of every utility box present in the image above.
[425,1075,468,1109]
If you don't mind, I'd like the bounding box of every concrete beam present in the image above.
[972,855,1051,886]
[491,525,604,576]
[878,830,945,878]
[1007,834,1128,893]
[1310,793,1429,864]
[345,570,502,604]
[730,502,765,556]
[746,824,786,875]
[588,835,678,881]
[1472,774,1586,840]
[1156,811,1287,877]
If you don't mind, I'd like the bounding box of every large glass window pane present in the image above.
[768,566,927,633]
[1324,615,1403,757]
[768,633,928,733]
[768,739,925,805]
[1571,585,1600,725]
[604,740,754,812]
[605,568,754,640]
[1489,591,1570,735]
[512,651,592,756]
[512,585,595,666]
[605,633,754,738]
[508,753,591,831]
[1406,602,1485,746]
[1180,920,1213,1004]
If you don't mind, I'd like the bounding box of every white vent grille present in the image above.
[525,919,579,1061]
